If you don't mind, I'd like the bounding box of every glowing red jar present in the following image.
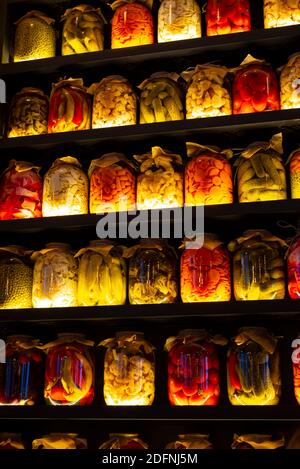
[165,329,226,406]
[206,0,251,36]
[288,235,300,299]
[233,57,280,114]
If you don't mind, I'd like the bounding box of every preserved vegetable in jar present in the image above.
[280,53,300,110]
[165,434,213,449]
[180,235,231,303]
[13,11,56,62]
[7,88,48,138]
[44,334,94,406]
[0,160,42,220]
[89,76,136,128]
[292,335,300,403]
[42,157,88,217]
[111,0,154,49]
[228,230,287,301]
[183,65,231,119]
[76,241,126,306]
[165,329,226,406]
[232,433,285,449]
[32,434,87,449]
[0,246,33,309]
[185,142,233,206]
[287,235,300,299]
[127,239,178,304]
[100,332,155,406]
[48,78,91,133]
[158,0,201,43]
[206,0,251,36]
[290,148,300,198]
[99,434,148,449]
[227,327,281,405]
[0,434,25,450]
[32,243,78,308]
[89,153,136,213]
[134,146,183,210]
[233,55,280,114]
[264,0,300,28]
[139,73,184,123]
[236,134,287,203]
[0,335,43,405]
[61,5,106,56]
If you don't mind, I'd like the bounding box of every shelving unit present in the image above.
[1,0,300,459]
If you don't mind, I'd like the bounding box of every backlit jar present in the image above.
[280,53,300,110]
[111,0,154,49]
[165,434,213,449]
[99,434,148,449]
[127,239,178,304]
[264,0,300,28]
[157,0,201,43]
[292,333,300,404]
[287,235,300,299]
[185,143,233,205]
[32,243,78,308]
[0,160,42,220]
[206,0,251,36]
[228,230,286,301]
[13,11,56,62]
[233,57,280,114]
[180,235,231,303]
[289,149,300,198]
[7,88,48,138]
[165,330,225,406]
[101,332,155,406]
[44,334,94,406]
[32,433,87,449]
[0,335,43,405]
[42,157,88,217]
[0,246,33,309]
[227,327,281,405]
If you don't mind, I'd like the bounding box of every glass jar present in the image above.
[13,11,56,62]
[233,56,280,114]
[206,0,251,36]
[139,73,184,123]
[288,235,300,299]
[89,76,137,128]
[292,335,300,403]
[89,153,136,213]
[111,0,154,49]
[0,246,33,309]
[237,135,287,203]
[280,53,300,110]
[42,157,88,217]
[180,235,231,303]
[0,434,25,450]
[135,146,183,210]
[231,433,285,449]
[7,88,48,138]
[127,240,178,304]
[61,5,105,56]
[32,243,78,308]
[32,433,87,449]
[227,327,281,405]
[101,332,155,406]
[290,149,300,198]
[44,334,94,406]
[158,0,201,42]
[264,0,300,28]
[0,160,42,220]
[99,434,148,449]
[228,230,286,301]
[184,65,231,118]
[165,434,213,449]
[48,78,91,133]
[165,330,225,406]
[0,335,43,405]
[185,143,233,205]
[76,241,127,306]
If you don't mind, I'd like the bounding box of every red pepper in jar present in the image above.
[206,0,251,36]
[288,236,300,299]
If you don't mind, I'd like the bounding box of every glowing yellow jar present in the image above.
[264,0,300,28]
[158,0,201,43]
[0,246,32,309]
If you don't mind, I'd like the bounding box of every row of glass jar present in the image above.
[13,1,300,63]
[0,328,297,407]
[6,52,300,138]
[0,432,289,450]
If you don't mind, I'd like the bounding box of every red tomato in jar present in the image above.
[182,382,198,397]
[204,395,219,406]
[252,92,267,112]
[240,102,255,113]
[240,85,252,102]
[208,368,219,385]
[172,390,189,405]
[169,377,183,394]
